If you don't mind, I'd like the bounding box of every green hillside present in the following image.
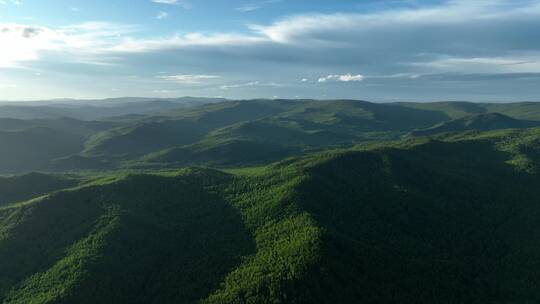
[83,119,209,157]
[142,138,298,168]
[0,117,119,136]
[9,99,535,173]
[399,101,540,121]
[0,97,223,120]
[0,118,120,173]
[82,100,287,157]
[0,127,84,173]
[2,100,540,303]
[0,173,78,206]
[2,128,540,303]
[0,169,254,304]
[75,99,452,171]
[485,102,540,121]
[409,113,540,137]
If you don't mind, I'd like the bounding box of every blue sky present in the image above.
[0,0,539,101]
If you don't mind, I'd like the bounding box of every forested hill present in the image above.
[408,112,540,137]
[1,128,540,303]
[2,98,540,174]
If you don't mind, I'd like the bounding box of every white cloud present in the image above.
[97,0,540,68]
[2,0,540,99]
[152,89,171,93]
[6,0,540,68]
[318,73,364,83]
[236,0,282,12]
[0,22,138,67]
[0,24,59,67]
[371,73,421,79]
[0,0,22,5]
[151,0,191,9]
[220,81,284,90]
[339,73,364,82]
[156,11,169,19]
[108,33,266,53]
[158,74,221,84]
[237,5,259,12]
[249,1,540,44]
[220,81,260,90]
[414,56,540,74]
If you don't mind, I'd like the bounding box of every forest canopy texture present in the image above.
[1,98,540,303]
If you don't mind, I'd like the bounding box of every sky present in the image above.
[0,0,540,102]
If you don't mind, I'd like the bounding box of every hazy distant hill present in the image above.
[76,99,540,172]
[1,98,540,174]
[76,99,448,170]
[399,101,540,121]
[409,113,540,137]
[0,173,78,206]
[0,127,84,173]
[142,138,298,168]
[0,117,122,173]
[0,117,120,136]
[0,97,225,120]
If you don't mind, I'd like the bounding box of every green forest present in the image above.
[2,98,540,303]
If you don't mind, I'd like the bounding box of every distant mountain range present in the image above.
[408,112,540,137]
[1,98,540,173]
[0,97,226,120]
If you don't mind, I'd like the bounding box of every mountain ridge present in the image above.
[2,128,540,302]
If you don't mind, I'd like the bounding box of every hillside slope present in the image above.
[27,99,538,172]
[409,112,540,136]
[0,97,223,120]
[0,173,78,206]
[0,117,119,136]
[204,128,540,303]
[0,118,121,173]
[399,101,540,121]
[0,169,254,304]
[2,128,540,303]
[0,127,84,173]
[82,100,286,158]
[77,99,449,170]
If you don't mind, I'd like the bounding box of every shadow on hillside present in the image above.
[0,173,78,206]
[63,173,256,304]
[292,139,540,303]
[0,187,106,298]
[0,171,256,303]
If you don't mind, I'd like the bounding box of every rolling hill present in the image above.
[2,99,540,175]
[0,118,120,173]
[71,99,452,171]
[141,138,298,168]
[399,101,540,121]
[2,128,540,303]
[0,127,84,173]
[82,100,287,157]
[409,112,540,137]
[0,97,224,120]
[80,99,540,172]
[0,117,120,136]
[0,173,78,206]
